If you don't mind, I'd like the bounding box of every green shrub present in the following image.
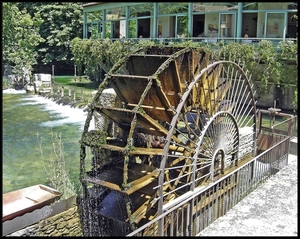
[37,131,77,200]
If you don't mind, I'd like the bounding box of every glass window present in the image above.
[87,10,102,22]
[87,24,101,39]
[158,3,188,15]
[288,2,298,9]
[193,2,237,12]
[266,13,285,38]
[258,12,286,39]
[105,22,112,38]
[287,12,297,38]
[128,4,153,38]
[128,20,137,38]
[243,2,258,10]
[244,2,294,10]
[156,3,188,38]
[219,13,235,38]
[103,7,127,39]
[242,13,258,37]
[106,7,126,20]
[129,4,153,17]
[177,16,188,37]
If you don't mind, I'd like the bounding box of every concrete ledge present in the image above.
[197,154,298,236]
[290,137,297,156]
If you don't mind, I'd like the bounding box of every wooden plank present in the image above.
[130,191,159,224]
[125,171,159,195]
[129,147,164,155]
[109,74,155,79]
[83,177,122,192]
[158,60,183,107]
[99,144,186,155]
[127,103,173,112]
[94,106,181,142]
[107,75,155,105]
[125,55,169,76]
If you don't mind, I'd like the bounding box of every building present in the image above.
[82,2,297,43]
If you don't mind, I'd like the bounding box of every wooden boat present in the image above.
[3,184,62,222]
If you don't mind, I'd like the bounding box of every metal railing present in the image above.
[113,36,297,48]
[126,137,290,236]
[126,110,296,236]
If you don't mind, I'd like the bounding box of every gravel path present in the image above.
[197,154,298,237]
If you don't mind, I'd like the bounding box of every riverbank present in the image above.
[42,91,89,109]
[3,75,100,109]
[7,88,93,111]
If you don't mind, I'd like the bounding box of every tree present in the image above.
[2,2,44,83]
[17,2,84,73]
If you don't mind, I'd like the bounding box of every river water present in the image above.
[2,89,93,194]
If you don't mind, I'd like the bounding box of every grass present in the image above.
[53,75,100,93]
[49,75,101,108]
[54,75,100,91]
[260,113,298,138]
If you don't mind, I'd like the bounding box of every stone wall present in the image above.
[255,81,297,111]
[6,206,83,237]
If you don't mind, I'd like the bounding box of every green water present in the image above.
[2,90,92,194]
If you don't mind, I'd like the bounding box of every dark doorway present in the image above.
[138,18,150,38]
[193,15,205,37]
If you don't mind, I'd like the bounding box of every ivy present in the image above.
[70,38,298,108]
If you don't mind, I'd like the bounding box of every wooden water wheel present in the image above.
[78,46,257,236]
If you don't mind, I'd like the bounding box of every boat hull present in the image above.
[3,185,61,222]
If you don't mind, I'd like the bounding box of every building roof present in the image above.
[82,2,106,7]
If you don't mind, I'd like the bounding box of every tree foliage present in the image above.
[17,2,84,69]
[2,2,44,79]
[70,37,157,81]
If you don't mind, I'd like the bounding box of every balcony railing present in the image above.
[110,36,297,48]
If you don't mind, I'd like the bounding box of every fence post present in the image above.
[74,65,77,82]
[69,86,71,97]
[73,88,76,100]
[52,65,55,83]
[61,86,64,97]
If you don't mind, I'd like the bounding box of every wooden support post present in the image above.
[51,65,55,83]
[61,86,64,97]
[74,65,77,82]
